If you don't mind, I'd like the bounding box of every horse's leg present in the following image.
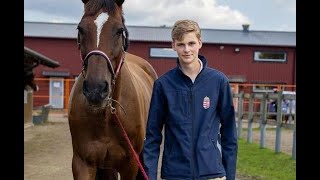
[95,168,118,180]
[135,153,145,180]
[72,154,97,180]
[118,161,139,180]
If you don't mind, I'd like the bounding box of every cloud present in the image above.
[24,0,295,31]
[24,10,80,23]
[24,0,83,23]
[273,0,296,14]
[24,0,251,30]
[123,0,250,29]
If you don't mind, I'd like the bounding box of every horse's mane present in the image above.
[85,0,117,16]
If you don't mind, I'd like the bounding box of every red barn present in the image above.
[24,22,296,109]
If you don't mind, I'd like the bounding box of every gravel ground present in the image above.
[237,119,294,156]
[24,113,73,180]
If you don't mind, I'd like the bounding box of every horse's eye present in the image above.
[116,28,124,35]
[76,25,85,50]
[77,25,84,34]
[77,31,82,50]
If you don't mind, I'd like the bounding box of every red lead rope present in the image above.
[113,113,149,180]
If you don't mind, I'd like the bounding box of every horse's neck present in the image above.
[113,63,135,100]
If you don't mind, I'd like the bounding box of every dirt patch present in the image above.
[24,113,73,180]
[24,113,294,180]
[238,120,294,156]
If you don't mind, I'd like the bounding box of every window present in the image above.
[254,51,287,62]
[150,48,177,58]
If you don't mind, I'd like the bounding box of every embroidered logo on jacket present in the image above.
[203,96,210,109]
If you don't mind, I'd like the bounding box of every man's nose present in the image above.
[184,45,190,52]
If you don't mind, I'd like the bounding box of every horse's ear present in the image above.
[115,0,124,6]
[82,0,89,4]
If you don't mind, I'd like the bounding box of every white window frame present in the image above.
[150,47,177,58]
[254,51,287,62]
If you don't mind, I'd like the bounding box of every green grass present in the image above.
[237,138,296,180]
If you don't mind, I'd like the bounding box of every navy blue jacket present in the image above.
[143,55,237,180]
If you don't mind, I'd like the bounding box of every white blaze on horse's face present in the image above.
[94,12,109,48]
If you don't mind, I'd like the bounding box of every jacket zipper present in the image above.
[190,86,195,179]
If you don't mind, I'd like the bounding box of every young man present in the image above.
[143,19,238,180]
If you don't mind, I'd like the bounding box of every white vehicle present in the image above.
[268,91,295,114]
[282,91,295,114]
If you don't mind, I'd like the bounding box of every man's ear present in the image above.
[198,38,202,49]
[172,41,176,51]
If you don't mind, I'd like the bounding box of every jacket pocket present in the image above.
[198,138,225,176]
[211,138,223,168]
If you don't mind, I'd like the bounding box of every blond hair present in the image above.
[171,19,201,41]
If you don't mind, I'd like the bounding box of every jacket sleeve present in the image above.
[143,80,166,180]
[218,77,238,180]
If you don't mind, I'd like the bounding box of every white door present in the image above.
[49,78,64,109]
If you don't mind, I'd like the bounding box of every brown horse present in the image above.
[68,0,157,179]
[24,61,39,91]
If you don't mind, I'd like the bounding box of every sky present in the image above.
[24,0,296,32]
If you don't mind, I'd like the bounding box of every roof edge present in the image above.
[24,46,60,68]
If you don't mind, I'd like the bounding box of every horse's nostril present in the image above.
[82,80,109,104]
[83,80,89,94]
[103,81,109,92]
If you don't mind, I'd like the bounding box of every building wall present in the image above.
[128,41,177,76]
[129,41,296,85]
[24,37,296,85]
[33,79,50,107]
[24,37,296,108]
[200,44,296,85]
[25,37,81,78]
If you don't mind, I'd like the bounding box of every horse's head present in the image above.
[24,71,39,92]
[24,61,39,92]
[78,0,129,105]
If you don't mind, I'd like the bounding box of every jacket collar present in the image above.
[176,54,208,71]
